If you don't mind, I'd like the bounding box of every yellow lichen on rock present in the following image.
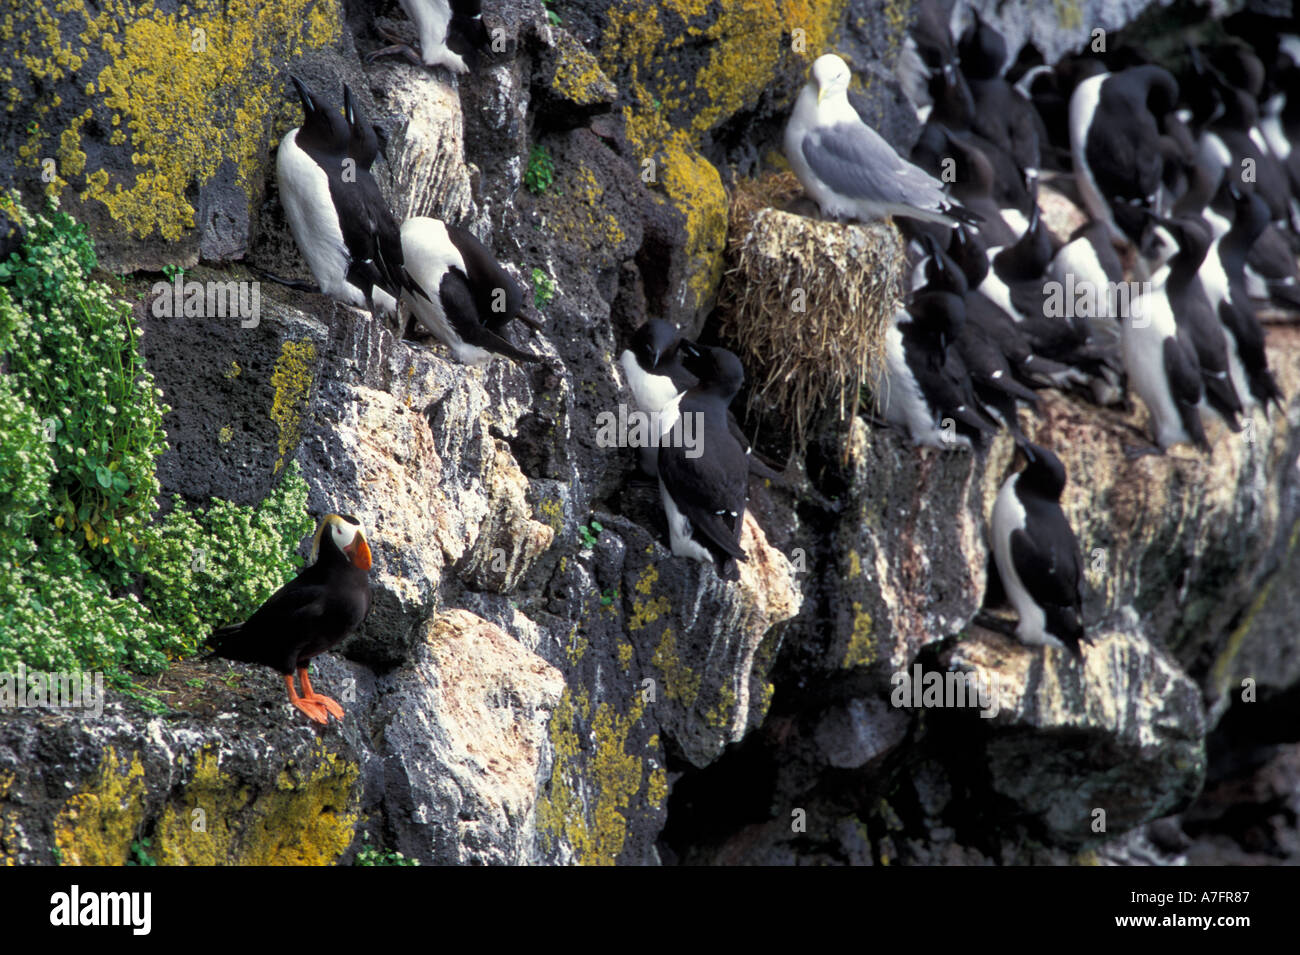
[550,30,617,106]
[842,601,876,668]
[153,745,360,865]
[269,338,317,473]
[546,162,629,269]
[0,769,19,866]
[536,686,659,866]
[652,628,702,708]
[4,0,341,239]
[600,0,846,314]
[52,747,148,866]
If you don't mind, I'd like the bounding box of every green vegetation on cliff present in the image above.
[0,197,313,681]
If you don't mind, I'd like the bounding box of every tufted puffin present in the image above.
[208,514,372,724]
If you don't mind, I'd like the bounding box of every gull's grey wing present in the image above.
[803,120,949,212]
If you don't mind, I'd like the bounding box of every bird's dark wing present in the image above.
[207,578,331,667]
[658,421,748,562]
[439,267,540,363]
[1164,333,1209,450]
[1009,511,1082,612]
[330,171,404,301]
[446,225,523,333]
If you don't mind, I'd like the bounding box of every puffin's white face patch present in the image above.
[311,514,366,562]
[333,518,362,550]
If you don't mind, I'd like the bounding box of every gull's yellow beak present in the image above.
[817,86,825,104]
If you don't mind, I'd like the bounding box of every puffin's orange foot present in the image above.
[305,693,344,721]
[291,696,330,725]
[285,674,328,725]
[297,668,345,721]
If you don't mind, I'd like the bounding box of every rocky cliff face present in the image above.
[1,0,1297,866]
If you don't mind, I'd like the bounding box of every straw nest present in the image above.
[718,172,904,451]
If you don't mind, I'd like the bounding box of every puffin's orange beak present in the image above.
[347,535,372,571]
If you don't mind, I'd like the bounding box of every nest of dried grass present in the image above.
[718,172,904,451]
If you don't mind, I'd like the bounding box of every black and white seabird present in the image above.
[1122,263,1211,454]
[914,239,1039,433]
[1159,216,1244,430]
[275,76,387,312]
[340,83,404,317]
[910,126,1017,247]
[399,217,540,366]
[620,320,778,480]
[1070,66,1179,242]
[896,0,955,121]
[877,290,999,449]
[1046,219,1128,405]
[657,343,750,579]
[958,12,1042,204]
[990,442,1089,658]
[946,225,1082,391]
[208,514,372,725]
[368,0,490,74]
[977,186,1109,385]
[1208,184,1285,412]
[785,54,980,229]
[620,320,687,430]
[620,319,689,477]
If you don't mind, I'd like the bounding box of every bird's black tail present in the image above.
[206,623,250,662]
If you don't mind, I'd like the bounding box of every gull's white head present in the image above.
[811,54,852,103]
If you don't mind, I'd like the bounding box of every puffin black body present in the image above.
[657,343,750,580]
[208,515,373,725]
[990,442,1089,658]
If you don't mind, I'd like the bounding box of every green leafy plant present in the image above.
[540,0,561,28]
[354,831,419,866]
[0,195,317,681]
[140,467,315,658]
[161,264,183,281]
[127,837,156,866]
[531,267,555,309]
[0,195,166,587]
[600,588,616,607]
[578,519,603,550]
[524,144,554,195]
